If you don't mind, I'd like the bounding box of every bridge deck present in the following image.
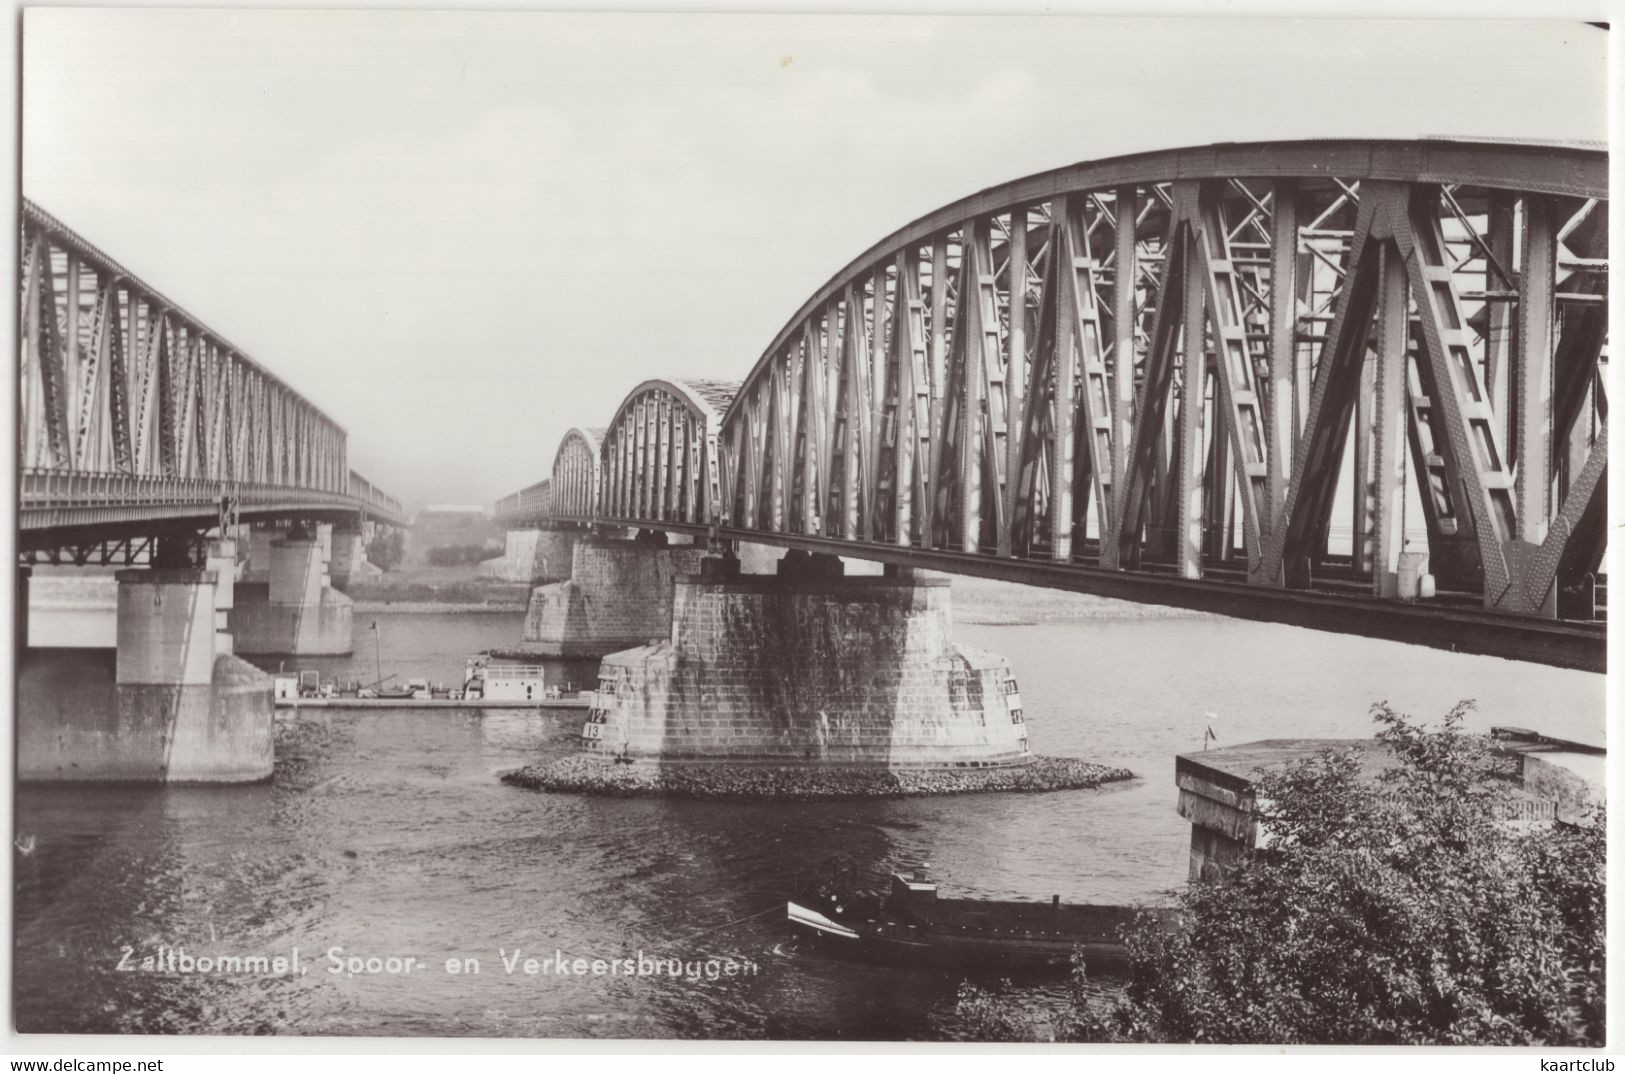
[538,516,1602,673]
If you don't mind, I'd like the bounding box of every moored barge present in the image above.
[787,867,1174,973]
[273,656,588,710]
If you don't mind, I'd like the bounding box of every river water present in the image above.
[13,590,1604,1039]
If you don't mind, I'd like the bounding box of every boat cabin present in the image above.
[887,872,939,918]
[463,658,549,701]
[482,665,548,700]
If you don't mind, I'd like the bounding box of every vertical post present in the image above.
[631,398,645,519]
[894,248,925,548]
[1351,352,1373,574]
[23,235,42,469]
[1175,224,1207,578]
[665,395,680,522]
[930,236,949,418]
[960,229,985,555]
[1370,244,1410,598]
[1516,195,1555,547]
[1002,207,1027,558]
[821,305,841,535]
[1204,389,1231,563]
[1108,187,1137,564]
[1293,255,1314,444]
[1052,203,1077,562]
[1267,180,1298,541]
[1485,191,1516,458]
[124,286,139,471]
[800,325,823,535]
[17,565,30,652]
[65,256,81,467]
[871,267,892,542]
[925,236,949,552]
[766,365,784,531]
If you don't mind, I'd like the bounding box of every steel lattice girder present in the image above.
[490,138,1608,667]
[19,199,408,535]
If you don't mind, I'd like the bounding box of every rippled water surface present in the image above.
[14,597,1603,1039]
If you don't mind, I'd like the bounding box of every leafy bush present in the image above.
[366,529,406,571]
[958,702,1604,1045]
[424,544,493,567]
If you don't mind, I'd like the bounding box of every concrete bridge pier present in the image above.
[230,523,354,655]
[17,565,29,650]
[314,523,334,574]
[243,525,277,584]
[327,524,365,591]
[519,534,708,657]
[582,551,1031,767]
[204,536,237,654]
[18,540,273,783]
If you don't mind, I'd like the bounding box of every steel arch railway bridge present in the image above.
[495,139,1608,672]
[19,198,408,563]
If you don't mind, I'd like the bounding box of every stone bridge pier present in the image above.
[19,537,273,783]
[581,551,1030,767]
[518,533,709,657]
[484,526,580,584]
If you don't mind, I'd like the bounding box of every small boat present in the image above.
[786,863,1174,973]
[461,656,552,701]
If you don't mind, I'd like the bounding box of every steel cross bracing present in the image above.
[19,199,408,546]
[495,139,1608,671]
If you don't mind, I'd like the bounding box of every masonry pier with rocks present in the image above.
[504,551,1130,799]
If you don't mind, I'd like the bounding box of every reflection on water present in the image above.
[14,606,1603,1038]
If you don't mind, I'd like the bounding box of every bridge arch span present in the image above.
[601,378,739,526]
[718,137,1607,623]
[550,427,605,520]
[497,139,1607,668]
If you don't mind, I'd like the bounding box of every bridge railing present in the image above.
[346,470,405,523]
[21,468,382,515]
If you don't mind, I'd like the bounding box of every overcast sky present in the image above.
[21,12,1607,510]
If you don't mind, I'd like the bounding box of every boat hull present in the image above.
[785,901,1136,974]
